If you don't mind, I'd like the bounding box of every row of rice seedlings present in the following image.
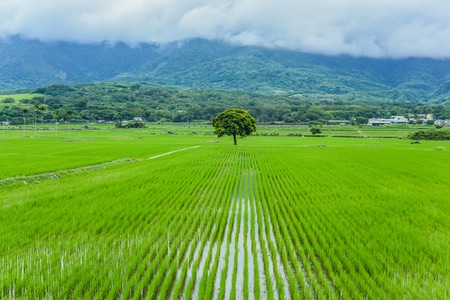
[276,198,348,296]
[0,149,205,298]
[183,147,239,299]
[86,237,149,299]
[152,203,212,296]
[242,174,252,299]
[243,151,265,299]
[256,149,341,298]
[242,173,262,300]
[184,213,217,298]
[2,148,246,296]
[272,176,350,296]
[252,175,277,299]
[239,150,267,300]
[96,186,187,298]
[212,206,233,300]
[268,199,317,298]
[83,226,171,296]
[170,206,213,298]
[223,194,240,300]
[261,193,308,299]
[235,166,251,299]
[284,158,388,297]
[206,147,249,299]
[321,180,412,296]
[303,159,408,296]
[292,156,426,298]
[267,152,348,289]
[216,195,238,300]
[213,175,239,299]
[172,232,203,298]
[2,226,89,295]
[245,151,300,299]
[228,149,264,300]
[231,194,244,299]
[311,200,391,298]
[99,159,198,298]
[243,196,251,300]
[270,155,375,298]
[115,207,185,297]
[268,146,450,298]
[131,154,221,299]
[148,226,204,298]
[169,147,237,299]
[1,235,133,298]
[256,174,292,299]
[249,195,264,299]
[196,155,238,299]
[220,143,450,298]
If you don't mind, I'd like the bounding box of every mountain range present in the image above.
[1,35,450,104]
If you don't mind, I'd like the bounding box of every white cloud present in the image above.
[1,0,450,58]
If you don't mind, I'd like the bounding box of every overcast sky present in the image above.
[1,0,450,58]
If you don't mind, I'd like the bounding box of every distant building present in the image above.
[327,120,350,125]
[391,116,408,124]
[1,121,10,126]
[416,114,434,120]
[435,119,450,126]
[133,117,143,122]
[367,116,408,126]
[367,118,391,126]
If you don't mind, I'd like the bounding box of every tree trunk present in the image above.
[233,134,237,145]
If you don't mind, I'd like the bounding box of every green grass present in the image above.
[1,127,449,298]
[0,93,43,105]
[0,126,211,178]
[255,124,426,138]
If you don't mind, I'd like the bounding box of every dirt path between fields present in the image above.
[0,146,200,186]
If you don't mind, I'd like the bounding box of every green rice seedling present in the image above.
[1,132,450,298]
[217,196,238,300]
[252,192,275,299]
[198,190,233,299]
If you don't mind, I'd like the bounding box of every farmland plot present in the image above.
[1,137,450,299]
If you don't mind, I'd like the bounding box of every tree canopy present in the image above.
[212,108,256,145]
[408,129,450,140]
[2,83,450,125]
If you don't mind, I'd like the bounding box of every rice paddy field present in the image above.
[1,125,450,299]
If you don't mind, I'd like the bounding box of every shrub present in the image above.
[310,127,322,135]
[1,97,15,103]
[408,129,450,140]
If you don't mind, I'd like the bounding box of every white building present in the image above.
[434,119,450,126]
[367,116,408,126]
[391,116,409,123]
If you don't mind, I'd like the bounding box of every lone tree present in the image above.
[310,127,322,135]
[212,108,256,145]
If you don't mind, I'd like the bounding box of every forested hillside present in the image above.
[1,82,449,125]
[2,36,450,105]
[0,36,164,90]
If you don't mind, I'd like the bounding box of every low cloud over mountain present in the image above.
[1,0,450,58]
